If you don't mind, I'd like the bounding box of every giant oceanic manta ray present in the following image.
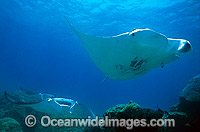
[5,89,95,118]
[65,18,192,80]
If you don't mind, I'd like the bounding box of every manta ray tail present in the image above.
[78,104,96,119]
[100,75,109,84]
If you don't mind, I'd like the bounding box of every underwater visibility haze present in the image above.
[0,0,200,116]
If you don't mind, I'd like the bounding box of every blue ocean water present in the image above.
[0,0,200,115]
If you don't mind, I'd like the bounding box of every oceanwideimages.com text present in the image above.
[25,115,175,129]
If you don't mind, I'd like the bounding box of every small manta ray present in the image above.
[65,17,192,80]
[5,89,95,118]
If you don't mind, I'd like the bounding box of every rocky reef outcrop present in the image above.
[178,74,200,115]
[162,74,200,132]
[103,101,164,132]
[173,74,200,131]
[101,74,200,132]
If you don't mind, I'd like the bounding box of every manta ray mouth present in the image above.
[178,41,192,53]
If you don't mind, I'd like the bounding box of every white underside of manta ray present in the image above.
[65,18,192,80]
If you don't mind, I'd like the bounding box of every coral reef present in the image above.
[0,117,22,132]
[103,101,163,132]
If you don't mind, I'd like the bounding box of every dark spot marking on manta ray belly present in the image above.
[161,62,164,68]
[135,59,145,69]
[130,57,146,70]
[116,58,146,74]
[130,57,138,67]
[116,65,130,73]
[130,60,137,67]
[116,65,128,72]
